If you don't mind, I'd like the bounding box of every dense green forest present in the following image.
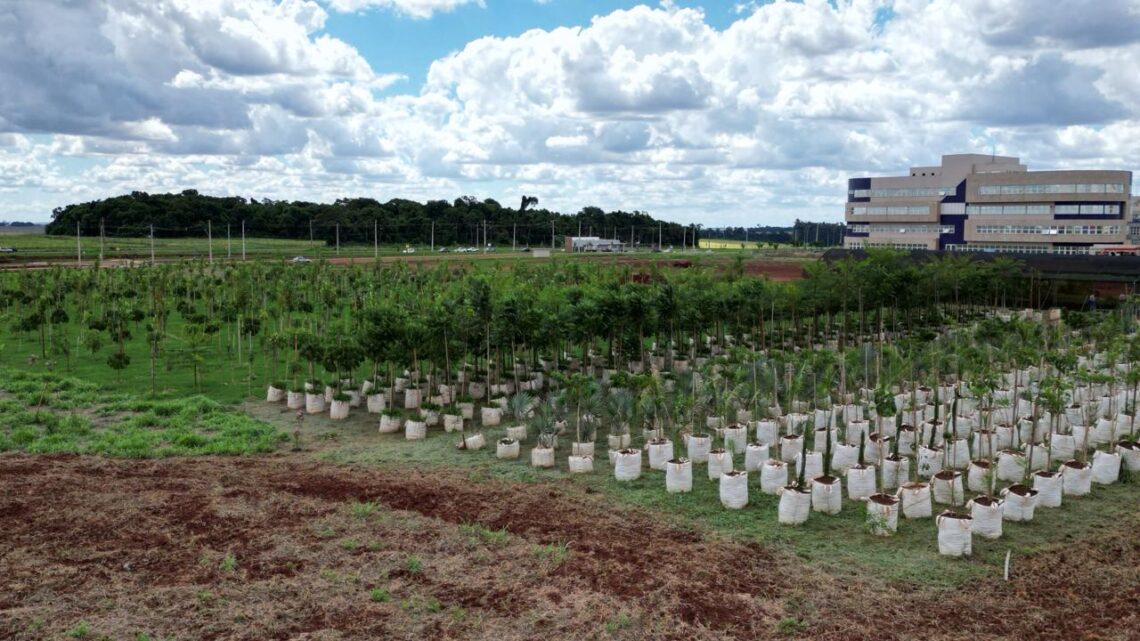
[702,221,845,247]
[46,191,697,247]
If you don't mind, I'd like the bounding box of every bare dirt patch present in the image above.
[1,454,1136,641]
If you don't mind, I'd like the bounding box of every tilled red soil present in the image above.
[1,454,1137,641]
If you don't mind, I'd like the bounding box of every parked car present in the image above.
[0,247,17,253]
[291,255,311,263]
[401,247,416,254]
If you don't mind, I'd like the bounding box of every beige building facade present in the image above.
[844,154,1133,255]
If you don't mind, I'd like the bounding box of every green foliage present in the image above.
[459,522,511,546]
[775,617,807,636]
[531,542,570,565]
[605,612,634,633]
[350,501,377,519]
[45,191,692,247]
[0,369,285,457]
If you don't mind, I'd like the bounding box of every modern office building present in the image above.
[1130,196,1140,243]
[844,154,1133,255]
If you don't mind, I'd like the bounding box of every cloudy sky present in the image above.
[1,0,1139,225]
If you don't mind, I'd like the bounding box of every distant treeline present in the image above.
[46,191,697,247]
[702,220,845,247]
[0,221,38,227]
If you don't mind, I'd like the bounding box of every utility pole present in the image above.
[373,220,378,259]
[630,225,634,250]
[241,220,246,260]
[335,223,340,255]
[551,221,555,249]
[512,223,516,251]
[76,221,81,267]
[431,221,435,252]
[150,224,155,265]
[483,219,487,252]
[227,223,232,259]
[99,218,104,263]
[207,220,213,264]
[658,222,662,250]
[309,219,314,244]
[682,226,686,251]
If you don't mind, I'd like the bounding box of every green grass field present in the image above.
[0,230,393,260]
[0,369,285,456]
[0,228,803,261]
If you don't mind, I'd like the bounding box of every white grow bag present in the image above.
[1091,450,1121,484]
[496,438,520,459]
[665,458,693,493]
[1000,485,1038,522]
[880,456,910,491]
[720,471,749,509]
[967,497,1003,539]
[754,420,779,446]
[898,482,933,519]
[996,451,1025,483]
[866,494,899,536]
[531,447,555,468]
[614,449,643,481]
[811,476,842,514]
[1032,471,1063,508]
[932,471,965,506]
[967,461,993,494]
[480,407,502,427]
[568,455,594,474]
[686,434,712,463]
[777,486,811,525]
[1061,461,1092,496]
[760,460,788,494]
[647,439,674,471]
[404,420,427,440]
[936,512,973,557]
[708,450,733,480]
[744,443,770,473]
[846,465,876,501]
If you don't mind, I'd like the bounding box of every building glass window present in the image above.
[975,224,1120,236]
[849,187,955,199]
[978,183,1125,196]
[849,206,931,216]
